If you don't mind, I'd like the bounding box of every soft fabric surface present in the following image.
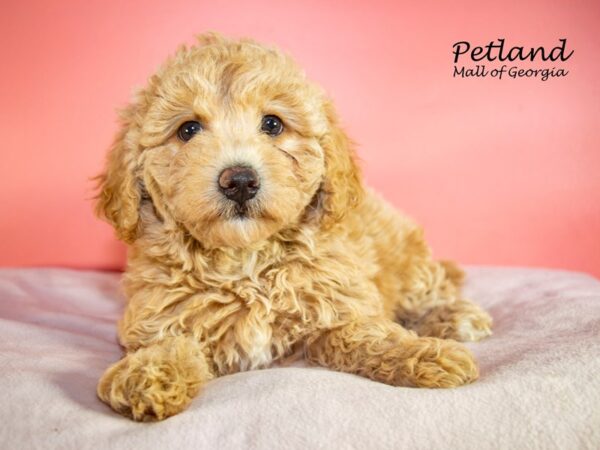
[0,267,598,449]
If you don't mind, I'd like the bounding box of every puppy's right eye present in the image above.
[261,115,284,136]
[177,121,202,142]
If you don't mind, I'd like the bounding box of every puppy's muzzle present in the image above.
[218,166,260,206]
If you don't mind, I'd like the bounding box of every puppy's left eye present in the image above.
[177,121,202,142]
[261,115,284,136]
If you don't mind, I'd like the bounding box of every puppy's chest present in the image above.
[196,264,312,373]
[188,245,376,373]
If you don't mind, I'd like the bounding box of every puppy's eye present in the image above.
[177,121,202,142]
[261,115,284,136]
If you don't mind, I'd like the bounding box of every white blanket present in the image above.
[0,267,598,449]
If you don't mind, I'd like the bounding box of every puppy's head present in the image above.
[96,34,363,249]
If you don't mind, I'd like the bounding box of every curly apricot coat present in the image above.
[95,34,492,421]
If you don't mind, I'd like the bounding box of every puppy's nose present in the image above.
[218,166,260,205]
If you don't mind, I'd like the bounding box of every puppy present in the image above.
[95,33,492,421]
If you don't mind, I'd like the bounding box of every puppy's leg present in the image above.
[396,260,492,342]
[97,335,213,421]
[306,319,478,388]
[408,298,493,342]
[357,194,491,342]
[438,259,466,289]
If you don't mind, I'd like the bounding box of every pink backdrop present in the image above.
[1,0,599,276]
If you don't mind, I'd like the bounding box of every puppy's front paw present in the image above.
[401,338,479,388]
[98,337,211,421]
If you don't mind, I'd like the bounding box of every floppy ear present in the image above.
[317,101,365,228]
[95,106,142,244]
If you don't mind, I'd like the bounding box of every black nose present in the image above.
[218,166,260,205]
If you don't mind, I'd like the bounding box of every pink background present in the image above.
[1,0,599,276]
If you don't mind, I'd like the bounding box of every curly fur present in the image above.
[95,33,492,421]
